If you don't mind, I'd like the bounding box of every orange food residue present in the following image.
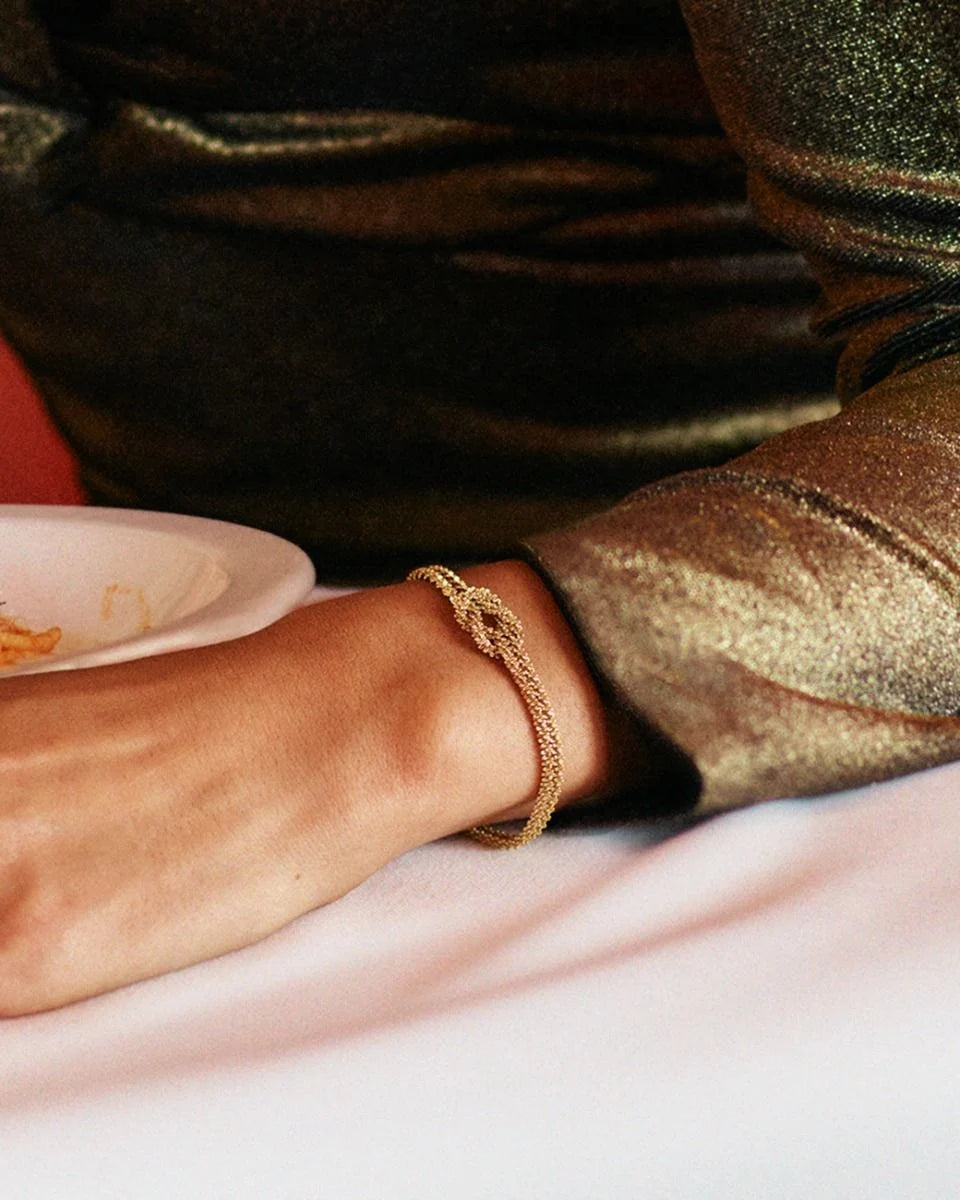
[100,583,153,633]
[0,614,62,667]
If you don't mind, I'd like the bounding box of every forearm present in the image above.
[0,568,642,1015]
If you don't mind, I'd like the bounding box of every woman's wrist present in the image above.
[366,559,645,844]
[283,556,645,862]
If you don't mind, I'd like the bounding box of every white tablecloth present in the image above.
[3,632,960,1198]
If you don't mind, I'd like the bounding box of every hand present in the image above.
[0,561,639,1014]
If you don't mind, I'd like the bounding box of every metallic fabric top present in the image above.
[529,0,960,811]
[0,0,835,581]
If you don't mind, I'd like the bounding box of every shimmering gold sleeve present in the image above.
[528,0,960,813]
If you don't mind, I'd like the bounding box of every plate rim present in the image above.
[0,505,316,674]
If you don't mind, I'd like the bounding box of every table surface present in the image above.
[3,742,960,1198]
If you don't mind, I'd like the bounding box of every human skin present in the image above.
[0,560,641,1015]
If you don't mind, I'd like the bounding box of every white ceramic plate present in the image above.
[0,506,316,676]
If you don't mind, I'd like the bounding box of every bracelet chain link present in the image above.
[406,565,565,848]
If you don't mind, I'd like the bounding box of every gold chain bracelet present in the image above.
[406,565,564,848]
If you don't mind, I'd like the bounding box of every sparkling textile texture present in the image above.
[677,0,960,394]
[530,0,960,810]
[0,1,835,579]
[530,357,960,810]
